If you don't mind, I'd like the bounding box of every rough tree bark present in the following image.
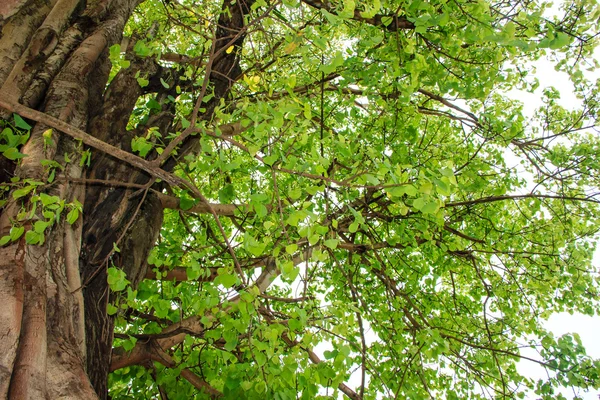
[0,0,254,398]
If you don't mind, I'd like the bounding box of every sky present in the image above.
[504,2,600,393]
[315,13,600,400]
[277,2,600,397]
[523,312,600,399]
[511,51,600,400]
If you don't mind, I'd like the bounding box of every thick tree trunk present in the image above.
[1,0,255,397]
[0,0,143,397]
[79,54,169,397]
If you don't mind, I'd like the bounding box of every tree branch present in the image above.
[300,0,414,31]
[260,308,361,400]
[0,98,191,189]
[445,193,600,208]
[157,192,244,216]
[150,346,223,398]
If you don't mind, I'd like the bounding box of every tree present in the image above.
[1,0,600,398]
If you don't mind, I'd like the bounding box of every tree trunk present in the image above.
[0,0,254,397]
[0,0,146,397]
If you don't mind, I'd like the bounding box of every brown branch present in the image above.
[300,0,414,31]
[144,266,219,282]
[259,294,314,303]
[109,250,316,371]
[65,176,245,216]
[157,192,245,216]
[445,193,600,208]
[0,98,250,289]
[144,260,262,282]
[110,343,150,372]
[0,98,192,189]
[417,88,479,123]
[261,308,361,400]
[150,346,222,398]
[443,222,485,244]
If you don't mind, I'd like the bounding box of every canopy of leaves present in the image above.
[7,0,600,398]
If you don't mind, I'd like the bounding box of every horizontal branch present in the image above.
[62,178,244,216]
[157,193,243,216]
[443,222,485,244]
[150,347,222,398]
[300,0,414,31]
[144,260,261,282]
[259,294,314,303]
[261,308,361,400]
[417,88,479,123]
[110,257,283,370]
[144,267,218,282]
[0,98,193,190]
[445,193,600,208]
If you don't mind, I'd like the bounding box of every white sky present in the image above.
[314,26,600,400]
[512,50,600,399]
[291,2,600,397]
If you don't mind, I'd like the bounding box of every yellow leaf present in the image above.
[226,45,235,54]
[283,42,298,54]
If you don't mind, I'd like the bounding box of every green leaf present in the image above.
[288,188,302,200]
[39,193,58,206]
[218,184,236,204]
[13,114,31,130]
[107,303,118,315]
[263,154,278,166]
[359,0,380,18]
[286,210,306,226]
[247,241,266,256]
[0,235,10,246]
[413,197,426,211]
[254,203,268,218]
[3,147,26,160]
[33,220,49,233]
[179,196,196,211]
[323,238,339,249]
[67,208,80,224]
[380,16,393,26]
[12,185,34,199]
[131,136,153,157]
[324,349,338,359]
[217,273,238,288]
[280,260,296,281]
[25,230,42,244]
[255,381,267,393]
[133,40,151,57]
[341,0,355,16]
[549,32,570,50]
[320,51,344,74]
[109,44,121,61]
[421,201,440,214]
[107,267,129,292]
[136,77,149,87]
[9,226,24,241]
[122,336,138,351]
[286,243,298,254]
